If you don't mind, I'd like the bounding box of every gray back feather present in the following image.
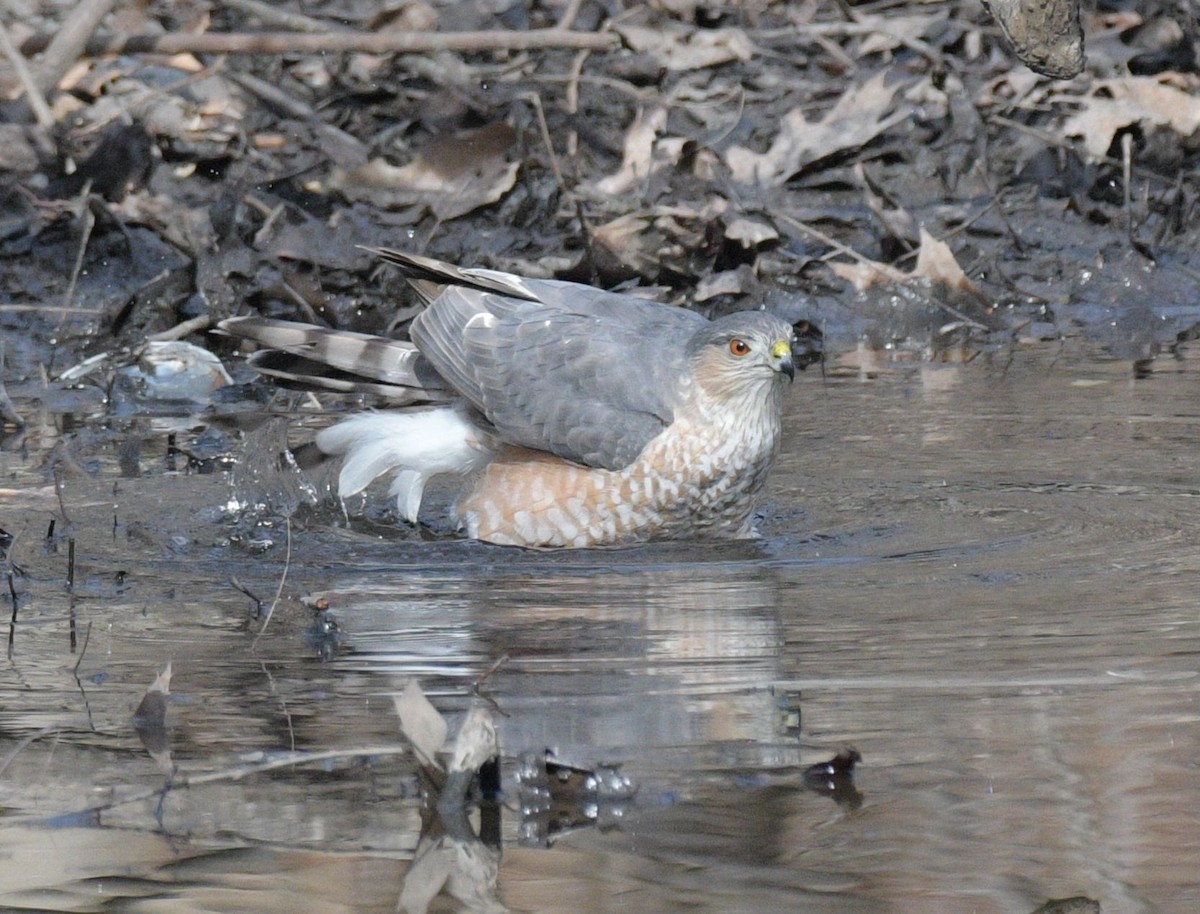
[412,281,705,469]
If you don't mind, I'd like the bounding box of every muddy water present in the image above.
[1,346,1198,913]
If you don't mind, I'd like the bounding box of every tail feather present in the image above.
[219,316,448,402]
[363,247,543,303]
[315,408,492,523]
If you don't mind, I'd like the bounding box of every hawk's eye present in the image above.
[729,338,751,357]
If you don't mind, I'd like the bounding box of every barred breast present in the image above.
[454,398,783,548]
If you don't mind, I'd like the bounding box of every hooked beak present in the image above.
[771,340,795,382]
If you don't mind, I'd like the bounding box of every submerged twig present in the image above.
[50,181,96,373]
[259,660,296,752]
[229,576,265,616]
[73,620,91,675]
[253,515,291,646]
[0,726,60,779]
[26,744,418,824]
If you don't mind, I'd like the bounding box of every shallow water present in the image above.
[1,346,1198,913]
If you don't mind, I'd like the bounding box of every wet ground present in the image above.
[1,343,1198,913]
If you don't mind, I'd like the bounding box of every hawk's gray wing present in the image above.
[411,281,705,470]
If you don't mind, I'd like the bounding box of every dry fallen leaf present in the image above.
[132,661,174,774]
[594,107,668,195]
[617,23,755,70]
[592,213,663,279]
[829,228,980,293]
[724,215,779,249]
[1059,76,1200,160]
[393,679,448,770]
[726,72,911,186]
[331,122,518,220]
[854,13,942,56]
[694,266,754,302]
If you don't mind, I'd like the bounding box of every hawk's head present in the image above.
[688,312,796,403]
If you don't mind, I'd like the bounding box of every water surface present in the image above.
[1,347,1197,913]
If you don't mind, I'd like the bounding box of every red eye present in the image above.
[729,339,751,357]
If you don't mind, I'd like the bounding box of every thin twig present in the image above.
[564,50,588,158]
[229,576,265,616]
[23,27,619,57]
[1121,131,1134,241]
[0,339,23,428]
[223,0,351,34]
[474,655,510,690]
[555,0,587,32]
[778,213,990,332]
[520,91,567,196]
[0,726,60,779]
[0,304,104,314]
[776,213,877,266]
[53,464,74,526]
[145,314,213,342]
[225,69,367,165]
[253,515,291,646]
[51,181,96,369]
[73,620,92,675]
[259,660,296,752]
[0,13,54,130]
[32,0,119,96]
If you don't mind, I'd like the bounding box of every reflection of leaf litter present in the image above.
[449,704,497,775]
[133,662,174,774]
[330,122,518,220]
[400,831,503,914]
[617,23,755,70]
[1029,897,1101,914]
[1060,76,1200,160]
[829,228,980,294]
[726,72,911,185]
[516,750,637,845]
[802,747,863,810]
[394,679,448,770]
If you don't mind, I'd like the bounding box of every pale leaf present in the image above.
[449,704,497,774]
[393,679,447,770]
[726,72,910,186]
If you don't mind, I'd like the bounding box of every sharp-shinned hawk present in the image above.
[220,249,799,547]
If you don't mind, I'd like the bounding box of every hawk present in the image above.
[220,249,800,548]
